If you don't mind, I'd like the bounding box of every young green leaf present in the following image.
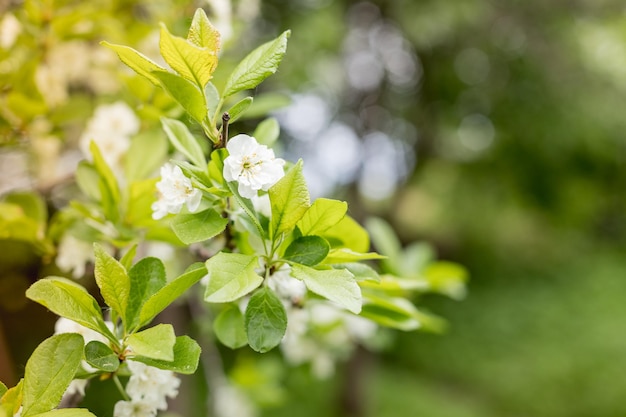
[253,117,280,146]
[75,162,101,201]
[204,253,263,303]
[1,381,22,417]
[161,117,207,168]
[119,245,138,271]
[126,257,167,331]
[139,263,207,326]
[226,96,253,123]
[159,23,217,89]
[152,70,208,123]
[130,336,200,374]
[223,30,290,97]
[324,248,385,264]
[22,334,84,416]
[359,295,421,331]
[170,208,228,244]
[321,215,370,253]
[269,160,310,239]
[84,341,119,373]
[187,8,221,51]
[283,235,330,266]
[333,263,380,283]
[27,409,97,417]
[25,278,116,343]
[365,217,402,275]
[213,305,248,349]
[291,264,362,314]
[205,82,220,122]
[245,287,287,353]
[126,324,176,361]
[101,41,166,86]
[89,142,121,221]
[0,381,7,397]
[93,244,130,325]
[297,198,348,236]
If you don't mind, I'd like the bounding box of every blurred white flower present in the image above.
[35,64,69,106]
[0,13,21,49]
[213,383,257,417]
[55,235,95,278]
[79,101,139,175]
[223,134,285,199]
[54,317,108,344]
[267,266,307,305]
[113,400,156,417]
[152,163,202,220]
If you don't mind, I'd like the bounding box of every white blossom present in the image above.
[79,102,138,174]
[213,383,257,417]
[55,235,95,278]
[115,360,180,417]
[54,317,108,344]
[267,266,307,305]
[113,400,156,417]
[223,134,285,199]
[151,163,202,219]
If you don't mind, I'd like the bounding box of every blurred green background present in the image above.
[2,0,626,416]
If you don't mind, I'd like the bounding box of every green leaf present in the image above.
[226,96,253,123]
[244,287,287,353]
[25,278,115,342]
[204,253,263,303]
[283,235,330,266]
[225,181,265,239]
[333,263,381,282]
[223,30,290,97]
[119,245,138,271]
[324,248,385,264]
[89,142,120,221]
[127,257,167,330]
[101,41,166,86]
[1,381,22,417]
[297,198,347,236]
[93,244,129,325]
[22,334,84,416]
[130,336,200,374]
[30,409,97,417]
[365,217,402,274]
[360,296,421,331]
[126,324,176,361]
[161,117,207,167]
[269,160,310,239]
[291,264,361,314]
[253,117,280,146]
[422,261,469,300]
[75,162,101,201]
[205,82,220,121]
[84,341,119,372]
[187,8,221,51]
[139,263,207,326]
[159,23,217,89]
[213,305,248,349]
[170,208,228,244]
[152,70,207,123]
[321,215,370,253]
[0,382,7,398]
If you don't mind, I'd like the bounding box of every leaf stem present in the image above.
[113,374,131,401]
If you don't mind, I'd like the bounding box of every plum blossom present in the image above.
[152,163,202,219]
[223,134,285,199]
[267,265,307,305]
[113,360,180,417]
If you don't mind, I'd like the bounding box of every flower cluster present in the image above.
[113,360,180,417]
[151,163,202,219]
[223,134,285,199]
